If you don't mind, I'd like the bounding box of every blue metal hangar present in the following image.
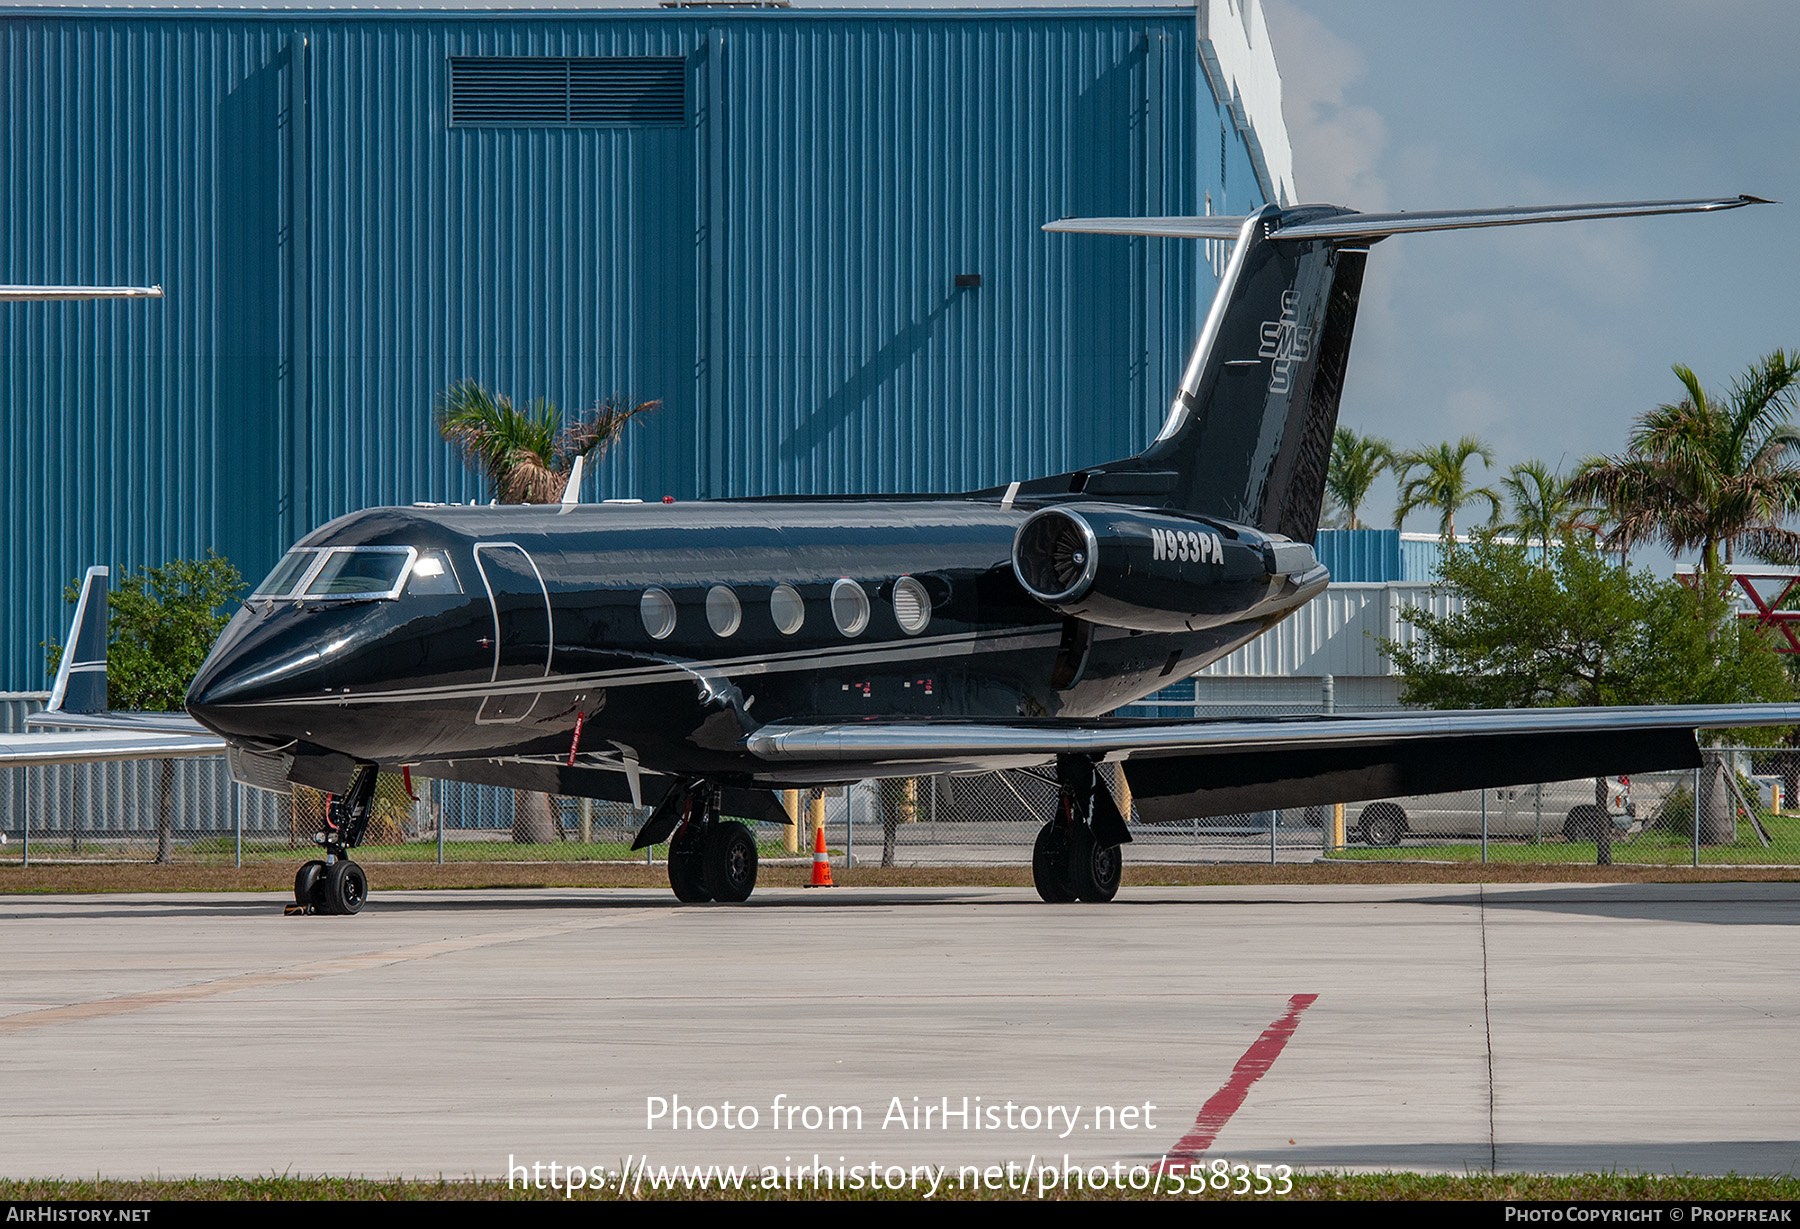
[0,0,1293,691]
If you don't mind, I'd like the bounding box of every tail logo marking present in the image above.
[1257,289,1314,394]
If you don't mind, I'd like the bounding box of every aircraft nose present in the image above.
[186,654,250,714]
[186,647,274,735]
[185,616,330,736]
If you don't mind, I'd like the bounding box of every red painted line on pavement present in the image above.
[1165,993,1319,1160]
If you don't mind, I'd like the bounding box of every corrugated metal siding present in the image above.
[0,8,1243,690]
[1401,534,1446,583]
[0,693,48,734]
[1313,528,1403,583]
[1194,582,1461,679]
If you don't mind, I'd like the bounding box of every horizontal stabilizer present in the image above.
[0,730,226,768]
[27,710,212,735]
[1045,195,1770,242]
[0,284,164,301]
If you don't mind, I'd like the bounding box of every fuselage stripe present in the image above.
[227,624,1065,708]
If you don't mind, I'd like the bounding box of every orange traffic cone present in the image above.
[806,821,834,888]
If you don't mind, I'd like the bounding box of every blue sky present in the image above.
[1264,0,1800,552]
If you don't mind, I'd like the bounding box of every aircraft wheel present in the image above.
[1070,824,1122,902]
[323,860,368,916]
[668,823,712,902]
[294,860,327,908]
[669,853,711,902]
[702,821,758,903]
[1362,803,1406,848]
[1031,822,1076,903]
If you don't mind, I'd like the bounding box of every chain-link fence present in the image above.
[1321,750,1800,867]
[4,749,1797,868]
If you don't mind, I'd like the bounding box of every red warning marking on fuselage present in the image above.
[1164,993,1319,1160]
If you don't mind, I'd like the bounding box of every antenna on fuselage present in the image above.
[561,453,585,507]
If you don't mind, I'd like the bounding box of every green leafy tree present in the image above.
[1568,352,1800,574]
[45,553,244,710]
[1382,532,1791,715]
[1393,436,1502,541]
[436,379,658,504]
[1325,427,1393,530]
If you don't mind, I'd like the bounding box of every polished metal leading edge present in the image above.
[744,704,1800,763]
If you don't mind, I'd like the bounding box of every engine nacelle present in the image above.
[1010,504,1326,632]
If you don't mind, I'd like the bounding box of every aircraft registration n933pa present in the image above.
[11,197,1796,914]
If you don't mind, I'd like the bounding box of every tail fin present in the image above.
[47,566,109,714]
[1044,194,1768,542]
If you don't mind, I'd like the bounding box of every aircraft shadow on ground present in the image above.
[1417,884,1800,927]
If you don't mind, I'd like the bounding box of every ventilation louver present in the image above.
[450,57,686,127]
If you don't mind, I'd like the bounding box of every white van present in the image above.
[1345,778,1635,846]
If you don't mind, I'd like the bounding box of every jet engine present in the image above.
[1010,504,1325,632]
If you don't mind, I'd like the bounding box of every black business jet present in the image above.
[15,196,1795,913]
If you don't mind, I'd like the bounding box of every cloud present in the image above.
[1261,1,1390,208]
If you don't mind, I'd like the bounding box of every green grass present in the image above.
[1326,810,1800,865]
[2,1173,1797,1201]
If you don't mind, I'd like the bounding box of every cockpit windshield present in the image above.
[252,545,460,602]
[303,548,413,598]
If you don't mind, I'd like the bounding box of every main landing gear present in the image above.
[290,763,377,916]
[634,780,759,904]
[1032,756,1131,904]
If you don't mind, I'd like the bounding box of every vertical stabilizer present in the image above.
[1043,195,1762,541]
[1134,204,1366,540]
[47,567,110,714]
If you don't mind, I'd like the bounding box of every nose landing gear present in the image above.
[287,764,378,916]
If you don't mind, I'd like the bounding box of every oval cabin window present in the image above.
[769,584,805,635]
[830,579,870,637]
[640,588,677,640]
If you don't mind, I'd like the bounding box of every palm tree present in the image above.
[435,378,658,504]
[1501,460,1588,565]
[1325,427,1393,530]
[435,379,658,842]
[1568,352,1800,575]
[1392,436,1502,541]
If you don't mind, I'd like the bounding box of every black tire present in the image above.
[1361,803,1406,848]
[1564,803,1606,843]
[294,860,327,908]
[702,821,758,903]
[668,824,712,903]
[1032,822,1077,902]
[323,860,368,916]
[1070,825,1122,903]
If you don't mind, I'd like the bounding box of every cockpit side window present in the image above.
[405,549,465,596]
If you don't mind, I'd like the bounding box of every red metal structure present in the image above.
[1728,572,1800,653]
